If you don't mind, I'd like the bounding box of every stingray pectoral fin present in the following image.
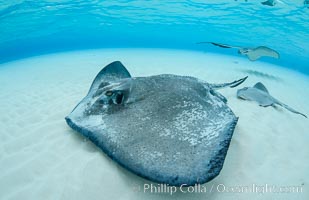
[276,100,307,118]
[253,82,269,93]
[88,61,132,94]
[211,76,248,89]
[210,89,227,103]
[246,51,262,61]
[248,46,280,61]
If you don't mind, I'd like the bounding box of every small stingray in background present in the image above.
[261,0,277,6]
[241,69,282,81]
[305,0,309,8]
[65,61,248,186]
[237,82,307,118]
[234,0,280,6]
[197,42,280,61]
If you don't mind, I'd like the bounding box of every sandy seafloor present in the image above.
[0,49,308,200]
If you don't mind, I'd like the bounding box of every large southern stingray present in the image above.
[237,82,307,118]
[197,42,280,61]
[65,61,247,186]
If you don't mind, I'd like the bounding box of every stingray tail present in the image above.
[275,100,307,118]
[211,76,248,90]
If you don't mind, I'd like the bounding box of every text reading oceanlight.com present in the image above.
[132,183,304,195]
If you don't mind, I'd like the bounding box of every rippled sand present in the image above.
[0,49,308,200]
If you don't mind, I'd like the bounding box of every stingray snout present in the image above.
[236,87,249,100]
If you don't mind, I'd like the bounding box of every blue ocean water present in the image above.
[0,0,308,73]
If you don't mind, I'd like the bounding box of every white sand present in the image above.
[0,49,308,200]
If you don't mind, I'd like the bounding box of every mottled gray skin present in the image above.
[237,82,307,118]
[66,61,247,186]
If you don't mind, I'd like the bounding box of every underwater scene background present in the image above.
[0,1,308,200]
[0,0,308,73]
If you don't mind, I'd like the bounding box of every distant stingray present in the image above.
[197,42,280,61]
[237,82,307,118]
[261,0,277,6]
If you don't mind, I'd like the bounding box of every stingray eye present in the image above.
[105,91,113,96]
